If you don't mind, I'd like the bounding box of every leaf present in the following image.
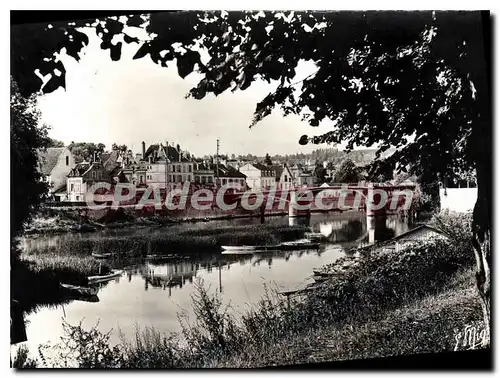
[123,34,139,44]
[299,135,309,145]
[309,118,319,127]
[132,43,150,60]
[42,75,65,94]
[109,42,122,61]
[176,51,200,79]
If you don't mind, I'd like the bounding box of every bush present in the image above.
[429,210,473,260]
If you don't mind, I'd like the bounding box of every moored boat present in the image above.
[88,270,123,285]
[277,239,320,250]
[304,232,326,241]
[92,252,116,259]
[60,283,98,296]
[221,248,256,255]
[221,239,320,253]
[221,245,256,252]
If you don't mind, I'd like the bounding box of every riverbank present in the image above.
[23,206,292,236]
[11,255,112,317]
[13,213,485,368]
[24,223,310,257]
[13,221,309,316]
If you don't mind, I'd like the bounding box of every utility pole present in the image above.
[216,138,220,186]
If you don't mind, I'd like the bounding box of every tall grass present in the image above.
[21,252,111,279]
[28,224,309,257]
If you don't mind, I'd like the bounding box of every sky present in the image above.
[36,26,340,158]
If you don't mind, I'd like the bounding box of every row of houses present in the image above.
[39,139,351,203]
[36,142,293,202]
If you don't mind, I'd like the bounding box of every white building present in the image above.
[143,142,194,190]
[239,163,276,190]
[37,147,77,199]
[440,188,477,213]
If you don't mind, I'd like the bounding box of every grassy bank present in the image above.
[27,223,309,257]
[11,247,112,316]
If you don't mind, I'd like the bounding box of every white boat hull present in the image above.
[88,270,123,284]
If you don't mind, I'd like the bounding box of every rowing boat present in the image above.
[221,249,255,255]
[221,245,256,252]
[277,239,320,250]
[60,283,98,296]
[91,252,116,259]
[221,239,320,253]
[88,270,123,284]
[304,232,326,241]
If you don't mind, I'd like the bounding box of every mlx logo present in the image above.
[454,324,489,351]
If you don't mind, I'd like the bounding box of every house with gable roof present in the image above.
[37,146,78,200]
[66,161,111,202]
[239,163,277,191]
[142,141,194,190]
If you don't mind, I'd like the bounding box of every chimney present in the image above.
[142,141,146,159]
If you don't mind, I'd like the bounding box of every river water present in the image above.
[19,212,410,353]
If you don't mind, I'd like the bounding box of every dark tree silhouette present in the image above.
[312,164,327,185]
[68,142,106,162]
[264,153,272,166]
[47,138,64,147]
[334,159,362,183]
[10,10,491,343]
[10,78,50,252]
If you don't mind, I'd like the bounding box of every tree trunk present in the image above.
[471,163,491,347]
[468,11,491,348]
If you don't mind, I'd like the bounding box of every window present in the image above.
[70,183,74,191]
[177,175,182,182]
[228,178,233,183]
[208,176,213,184]
[222,179,227,185]
[76,196,80,201]
[66,156,69,166]
[92,171,97,179]
[201,176,206,184]
[195,176,200,183]
[188,165,192,172]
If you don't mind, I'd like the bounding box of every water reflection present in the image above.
[17,213,410,348]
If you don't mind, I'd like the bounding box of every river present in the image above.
[18,212,410,354]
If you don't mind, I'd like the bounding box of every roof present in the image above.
[195,162,246,178]
[38,147,66,175]
[53,184,67,194]
[389,224,448,242]
[67,162,93,177]
[216,165,246,179]
[351,224,449,254]
[251,163,276,177]
[100,150,121,172]
[144,144,191,163]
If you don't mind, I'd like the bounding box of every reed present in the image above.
[28,224,309,257]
